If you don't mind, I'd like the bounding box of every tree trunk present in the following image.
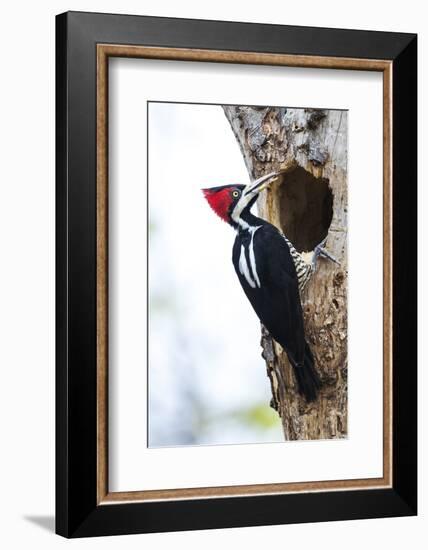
[223,106,348,441]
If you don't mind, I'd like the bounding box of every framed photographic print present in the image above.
[56,11,417,538]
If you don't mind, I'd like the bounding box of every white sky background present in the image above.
[148,102,283,446]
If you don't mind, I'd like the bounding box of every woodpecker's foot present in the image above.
[312,237,340,270]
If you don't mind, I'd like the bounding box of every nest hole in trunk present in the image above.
[277,166,333,253]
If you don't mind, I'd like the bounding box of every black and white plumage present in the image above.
[202,172,335,402]
[281,235,313,293]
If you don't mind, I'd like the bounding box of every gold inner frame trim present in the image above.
[96,44,393,505]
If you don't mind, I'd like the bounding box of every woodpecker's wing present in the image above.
[232,223,306,365]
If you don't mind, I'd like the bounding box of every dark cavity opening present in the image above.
[278,166,333,253]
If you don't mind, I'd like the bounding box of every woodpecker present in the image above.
[202,172,338,402]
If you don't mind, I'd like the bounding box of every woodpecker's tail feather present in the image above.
[293,343,321,402]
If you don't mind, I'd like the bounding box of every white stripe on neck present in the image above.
[231,190,254,230]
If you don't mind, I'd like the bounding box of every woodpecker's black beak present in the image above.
[244,172,280,196]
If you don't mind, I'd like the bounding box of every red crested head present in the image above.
[202,186,237,223]
[202,173,280,228]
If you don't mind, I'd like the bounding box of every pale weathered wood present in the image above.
[224,106,348,441]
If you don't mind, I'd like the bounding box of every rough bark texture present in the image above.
[224,106,348,441]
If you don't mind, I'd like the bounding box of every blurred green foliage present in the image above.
[233,403,281,429]
[201,403,281,433]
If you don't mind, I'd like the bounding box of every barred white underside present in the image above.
[282,235,313,292]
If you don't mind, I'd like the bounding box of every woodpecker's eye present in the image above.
[232,190,240,198]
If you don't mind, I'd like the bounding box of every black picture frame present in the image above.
[56,11,417,538]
